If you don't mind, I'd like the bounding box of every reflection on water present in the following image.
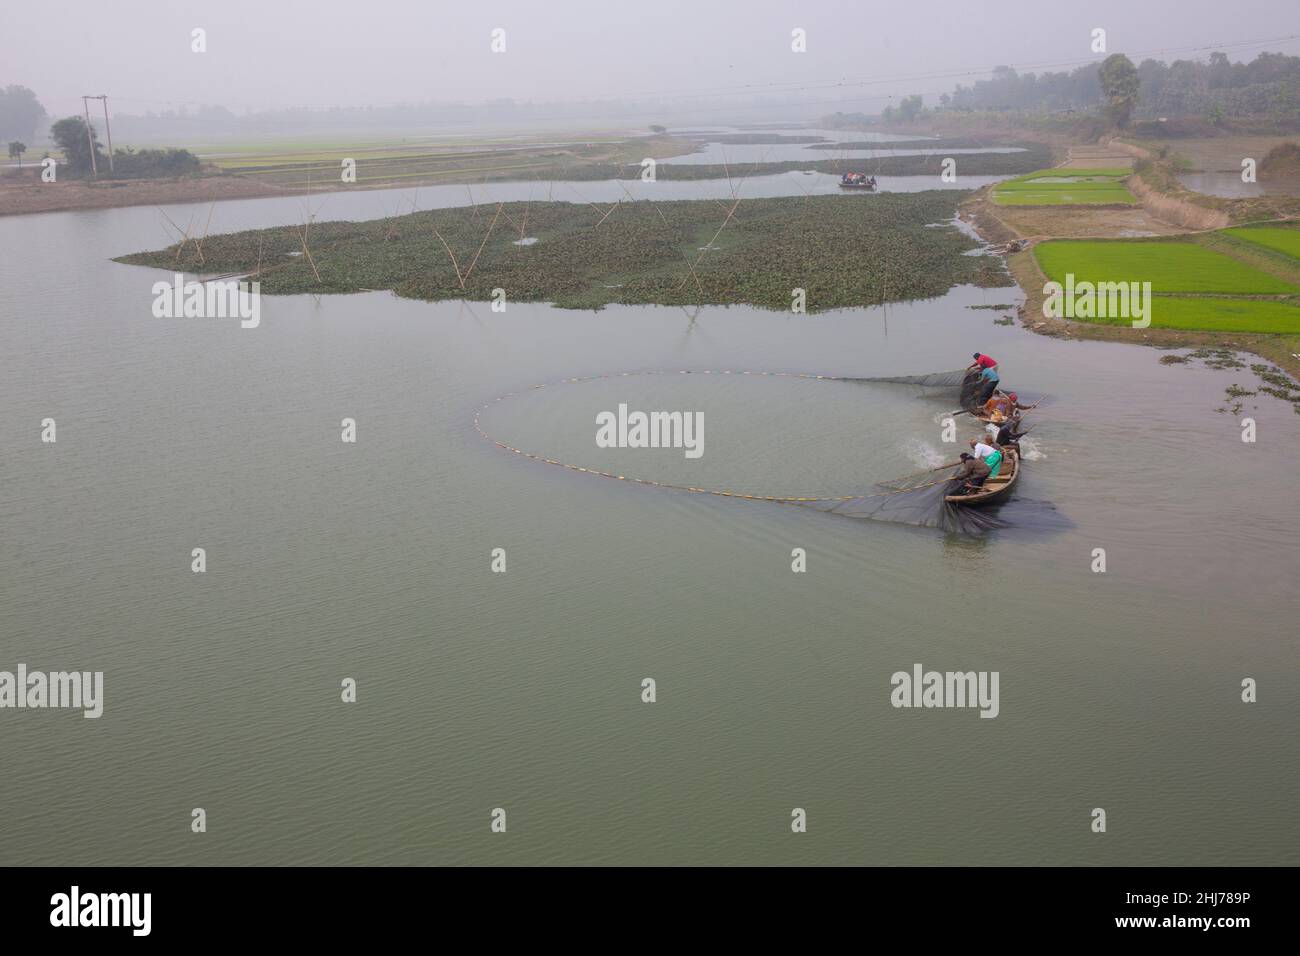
[664,125,1022,166]
[1177,172,1266,198]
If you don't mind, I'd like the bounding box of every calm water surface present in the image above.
[0,178,1295,865]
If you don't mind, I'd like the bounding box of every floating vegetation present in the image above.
[968,303,1017,310]
[1218,384,1258,416]
[118,192,1011,312]
[1186,347,1246,370]
[1249,362,1300,413]
[1187,351,1300,415]
[1159,354,1189,364]
[993,316,1015,326]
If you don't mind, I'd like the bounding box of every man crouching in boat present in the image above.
[968,436,1004,480]
[994,414,1026,449]
[952,452,991,494]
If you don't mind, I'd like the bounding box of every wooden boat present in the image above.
[945,448,1019,506]
[839,180,876,190]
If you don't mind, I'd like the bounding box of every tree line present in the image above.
[827,50,1300,128]
[948,50,1299,121]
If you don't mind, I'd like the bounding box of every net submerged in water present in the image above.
[796,476,1008,534]
[475,366,1013,535]
[844,368,985,410]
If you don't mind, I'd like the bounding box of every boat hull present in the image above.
[945,449,1019,507]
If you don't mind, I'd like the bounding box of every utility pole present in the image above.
[81,96,98,178]
[97,95,114,174]
[82,95,114,175]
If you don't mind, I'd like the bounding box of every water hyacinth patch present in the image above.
[118,192,1012,312]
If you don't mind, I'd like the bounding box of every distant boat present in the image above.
[839,176,876,190]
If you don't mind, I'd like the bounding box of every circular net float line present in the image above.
[472,369,957,503]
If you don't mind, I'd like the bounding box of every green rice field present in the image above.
[1032,227,1300,333]
[1034,239,1298,294]
[993,167,1136,206]
[1222,225,1300,260]
[1078,296,1300,333]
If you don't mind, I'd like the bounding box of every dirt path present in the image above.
[0,174,301,217]
[1058,143,1134,169]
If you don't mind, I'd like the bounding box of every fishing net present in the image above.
[842,368,985,411]
[475,367,1019,536]
[795,470,1009,533]
[845,368,970,389]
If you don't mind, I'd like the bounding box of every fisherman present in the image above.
[966,353,1001,405]
[953,452,992,494]
[969,436,1004,479]
[982,391,1013,421]
[996,414,1026,448]
[1004,392,1032,414]
[970,354,1000,402]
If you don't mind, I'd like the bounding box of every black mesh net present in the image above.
[795,475,1009,534]
[840,368,985,411]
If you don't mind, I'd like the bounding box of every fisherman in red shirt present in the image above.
[965,353,1001,404]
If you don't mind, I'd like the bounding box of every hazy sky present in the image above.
[6,0,1299,119]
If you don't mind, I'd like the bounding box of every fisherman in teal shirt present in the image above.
[969,437,1003,479]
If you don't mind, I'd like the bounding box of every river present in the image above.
[0,173,1295,865]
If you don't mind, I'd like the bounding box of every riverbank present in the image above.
[0,130,1050,218]
[960,144,1300,384]
[0,132,696,217]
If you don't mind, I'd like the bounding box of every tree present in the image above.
[50,116,106,174]
[0,85,47,141]
[898,95,924,122]
[648,124,667,133]
[1099,54,1140,127]
[8,141,26,166]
